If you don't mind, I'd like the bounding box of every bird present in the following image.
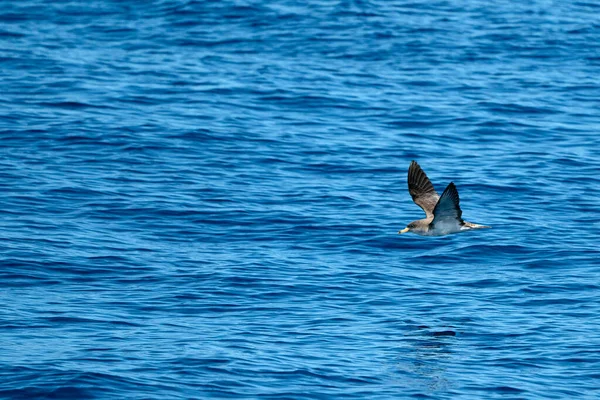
[398,161,490,236]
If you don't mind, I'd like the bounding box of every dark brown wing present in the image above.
[431,182,463,225]
[408,160,439,218]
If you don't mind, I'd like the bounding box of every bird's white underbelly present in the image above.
[419,220,466,236]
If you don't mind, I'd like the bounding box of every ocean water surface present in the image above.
[1,0,600,398]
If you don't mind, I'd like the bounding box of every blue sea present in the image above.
[1,1,600,398]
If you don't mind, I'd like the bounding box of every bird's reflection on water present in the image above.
[394,325,458,393]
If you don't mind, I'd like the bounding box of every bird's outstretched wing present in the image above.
[408,160,440,218]
[431,182,463,225]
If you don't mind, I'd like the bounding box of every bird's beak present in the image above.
[398,227,410,234]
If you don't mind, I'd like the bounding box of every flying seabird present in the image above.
[399,161,490,236]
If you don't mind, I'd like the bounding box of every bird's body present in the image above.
[399,161,490,236]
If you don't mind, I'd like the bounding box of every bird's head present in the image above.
[398,222,416,234]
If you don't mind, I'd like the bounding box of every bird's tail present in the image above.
[464,222,491,229]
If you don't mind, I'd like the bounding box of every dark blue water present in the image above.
[2,1,600,398]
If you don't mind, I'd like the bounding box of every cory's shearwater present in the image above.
[399,161,490,236]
